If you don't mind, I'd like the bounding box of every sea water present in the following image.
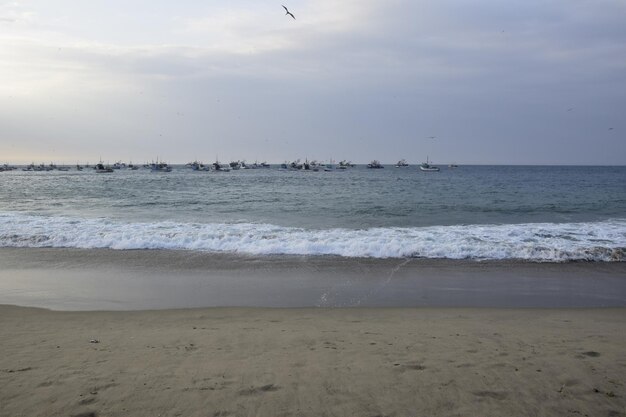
[1,165,625,262]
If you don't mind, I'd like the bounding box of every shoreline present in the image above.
[1,247,625,311]
[1,305,625,417]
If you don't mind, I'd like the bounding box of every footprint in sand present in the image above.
[239,384,280,396]
[472,391,509,400]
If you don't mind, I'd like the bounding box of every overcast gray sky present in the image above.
[1,0,625,164]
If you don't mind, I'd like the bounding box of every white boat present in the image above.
[188,161,207,171]
[151,160,172,172]
[419,157,440,172]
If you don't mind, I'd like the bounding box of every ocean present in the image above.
[1,165,625,262]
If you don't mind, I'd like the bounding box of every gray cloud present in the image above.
[1,0,625,164]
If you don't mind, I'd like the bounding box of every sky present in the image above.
[1,0,625,165]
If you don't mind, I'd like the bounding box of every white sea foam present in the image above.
[0,213,625,262]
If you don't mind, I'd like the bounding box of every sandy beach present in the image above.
[1,248,625,416]
[1,305,625,417]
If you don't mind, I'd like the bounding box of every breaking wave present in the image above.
[0,213,625,262]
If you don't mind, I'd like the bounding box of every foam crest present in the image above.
[0,213,625,262]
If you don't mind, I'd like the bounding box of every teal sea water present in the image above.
[1,165,625,261]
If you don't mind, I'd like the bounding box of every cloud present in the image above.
[0,0,34,24]
[1,0,625,164]
[2,0,625,94]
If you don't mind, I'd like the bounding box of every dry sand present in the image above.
[1,305,625,417]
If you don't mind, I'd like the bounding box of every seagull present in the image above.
[282,5,295,19]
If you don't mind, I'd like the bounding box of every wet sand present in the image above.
[1,305,625,417]
[1,248,625,310]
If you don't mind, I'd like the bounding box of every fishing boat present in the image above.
[419,157,440,172]
[151,161,172,172]
[188,161,206,171]
[95,162,113,173]
[287,160,303,170]
[211,160,230,172]
[395,159,409,167]
[367,160,384,169]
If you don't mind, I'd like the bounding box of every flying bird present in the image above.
[282,5,295,19]
[426,136,437,139]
